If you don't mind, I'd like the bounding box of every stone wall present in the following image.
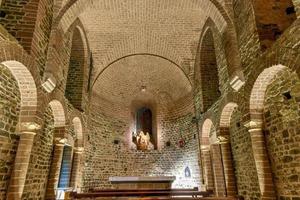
[264,70,300,198]
[251,0,296,50]
[0,64,21,200]
[22,106,54,199]
[30,0,54,76]
[0,0,40,53]
[229,109,260,200]
[82,102,201,190]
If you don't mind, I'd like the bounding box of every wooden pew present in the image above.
[89,187,200,193]
[70,190,213,199]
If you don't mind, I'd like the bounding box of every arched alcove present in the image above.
[136,107,153,136]
[65,26,86,111]
[199,28,221,112]
[134,106,157,150]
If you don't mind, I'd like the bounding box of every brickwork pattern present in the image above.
[0,64,21,200]
[252,0,296,50]
[22,106,54,199]
[83,104,201,190]
[65,27,85,110]
[229,109,261,200]
[264,70,300,198]
[0,0,40,53]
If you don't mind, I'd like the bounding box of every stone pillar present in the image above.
[45,142,64,200]
[70,147,84,191]
[220,141,237,196]
[6,131,36,200]
[210,144,226,196]
[248,125,276,200]
[202,148,214,191]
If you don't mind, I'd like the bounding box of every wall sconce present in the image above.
[42,72,56,93]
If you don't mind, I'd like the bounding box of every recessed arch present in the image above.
[65,25,88,111]
[198,27,221,112]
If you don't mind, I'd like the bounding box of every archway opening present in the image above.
[199,28,220,112]
[58,145,73,188]
[65,27,85,111]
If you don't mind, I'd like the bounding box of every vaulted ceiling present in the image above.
[72,0,228,108]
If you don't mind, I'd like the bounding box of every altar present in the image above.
[109,176,176,189]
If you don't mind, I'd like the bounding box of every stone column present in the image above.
[202,148,215,191]
[210,144,226,196]
[70,147,84,190]
[220,140,237,196]
[45,142,64,200]
[6,131,36,200]
[247,123,276,200]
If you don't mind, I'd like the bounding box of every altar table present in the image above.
[109,176,176,189]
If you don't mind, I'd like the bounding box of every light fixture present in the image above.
[141,86,146,92]
[42,72,56,93]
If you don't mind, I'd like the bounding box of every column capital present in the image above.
[54,137,68,146]
[216,135,230,144]
[74,147,84,153]
[244,120,263,130]
[19,122,41,132]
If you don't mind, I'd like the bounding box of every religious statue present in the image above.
[132,131,152,151]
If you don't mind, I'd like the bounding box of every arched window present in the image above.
[136,107,152,135]
[58,145,73,188]
[65,27,85,111]
[200,28,220,112]
[252,0,296,50]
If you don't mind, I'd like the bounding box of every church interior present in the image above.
[0,0,300,199]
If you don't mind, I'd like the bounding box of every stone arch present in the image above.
[65,25,88,111]
[250,65,287,119]
[73,117,83,148]
[218,102,238,196]
[1,60,38,126]
[219,102,238,136]
[200,119,215,192]
[202,119,214,141]
[49,100,66,128]
[251,0,297,50]
[201,118,226,195]
[248,65,289,199]
[198,27,221,113]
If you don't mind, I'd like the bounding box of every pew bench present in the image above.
[69,190,213,199]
